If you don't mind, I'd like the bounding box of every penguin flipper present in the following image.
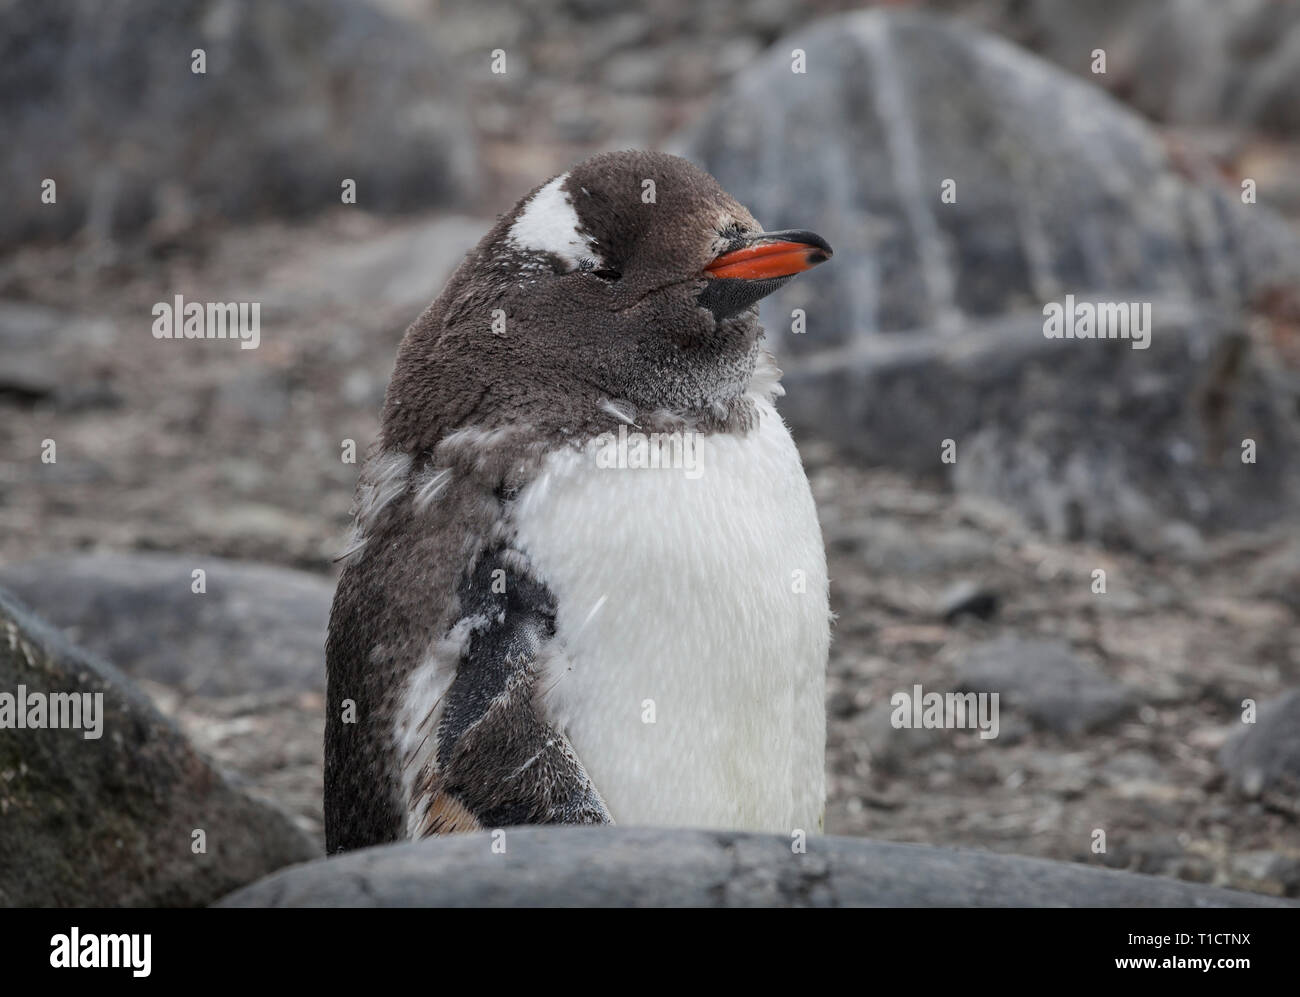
[409,546,613,835]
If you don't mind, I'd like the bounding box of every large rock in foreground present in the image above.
[217,827,1292,907]
[0,0,478,248]
[0,587,319,906]
[0,554,331,697]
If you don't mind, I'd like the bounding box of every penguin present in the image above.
[325,150,832,852]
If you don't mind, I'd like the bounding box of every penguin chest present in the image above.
[509,401,829,832]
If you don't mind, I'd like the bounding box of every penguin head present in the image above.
[446,150,831,412]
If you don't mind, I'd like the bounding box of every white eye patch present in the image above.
[507,173,602,269]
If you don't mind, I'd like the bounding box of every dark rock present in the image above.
[217,827,1294,907]
[0,586,318,906]
[955,636,1137,736]
[939,580,999,622]
[1219,689,1300,807]
[682,9,1300,549]
[1229,850,1300,899]
[0,0,478,248]
[0,554,331,696]
[0,300,61,401]
[0,301,117,407]
[827,688,859,719]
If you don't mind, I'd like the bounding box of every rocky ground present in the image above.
[2,206,1298,895]
[3,0,1299,903]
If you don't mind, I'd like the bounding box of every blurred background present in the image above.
[2,0,1299,903]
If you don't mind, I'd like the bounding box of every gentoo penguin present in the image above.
[325,150,832,852]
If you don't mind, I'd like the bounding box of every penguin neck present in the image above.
[382,306,773,456]
[609,319,763,427]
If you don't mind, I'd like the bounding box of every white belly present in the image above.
[509,399,829,832]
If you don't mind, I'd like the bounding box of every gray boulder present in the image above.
[681,9,1300,548]
[217,827,1293,907]
[0,300,121,409]
[0,586,319,906]
[955,636,1137,736]
[1219,689,1300,808]
[779,312,1300,549]
[0,554,331,696]
[0,0,478,248]
[684,9,1297,349]
[949,0,1300,139]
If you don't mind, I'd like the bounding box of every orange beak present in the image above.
[705,229,833,280]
